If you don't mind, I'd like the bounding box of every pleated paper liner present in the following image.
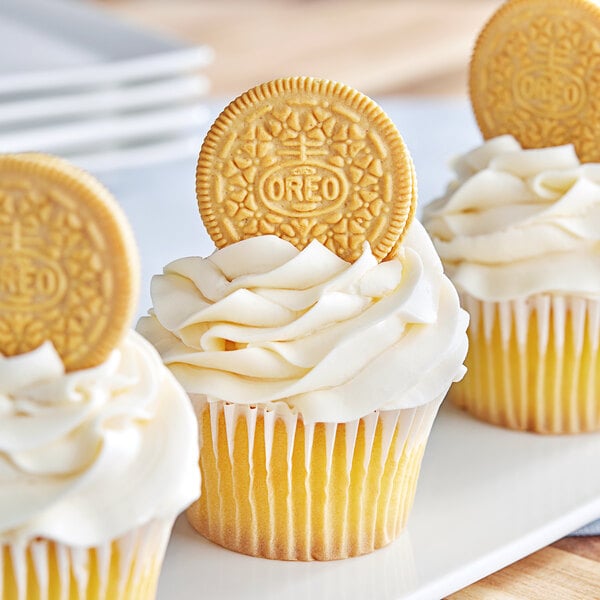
[1,519,173,600]
[186,395,443,561]
[452,294,600,434]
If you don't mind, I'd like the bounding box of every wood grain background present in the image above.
[95,1,600,597]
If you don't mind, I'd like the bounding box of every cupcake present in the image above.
[424,0,600,434]
[0,154,199,598]
[137,77,468,560]
[0,332,199,599]
[424,136,600,433]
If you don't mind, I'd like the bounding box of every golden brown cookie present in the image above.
[197,77,416,262]
[470,0,600,162]
[0,153,139,370]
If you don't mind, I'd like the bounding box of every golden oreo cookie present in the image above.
[470,0,600,162]
[387,156,417,259]
[197,77,416,262]
[0,154,139,370]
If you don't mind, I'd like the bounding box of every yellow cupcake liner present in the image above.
[1,519,173,600]
[452,294,600,433]
[186,396,442,561]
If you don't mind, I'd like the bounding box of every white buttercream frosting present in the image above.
[424,135,600,301]
[0,331,200,546]
[137,221,468,423]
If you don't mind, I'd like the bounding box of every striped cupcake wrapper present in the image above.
[1,518,173,600]
[452,294,600,434]
[187,395,443,561]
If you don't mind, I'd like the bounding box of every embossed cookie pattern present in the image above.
[0,155,139,370]
[197,77,415,262]
[470,0,600,162]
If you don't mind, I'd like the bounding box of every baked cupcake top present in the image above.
[0,330,199,546]
[138,221,468,423]
[424,135,600,301]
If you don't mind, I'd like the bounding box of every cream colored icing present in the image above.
[424,135,600,301]
[0,331,200,546]
[137,221,468,423]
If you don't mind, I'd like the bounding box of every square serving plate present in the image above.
[0,0,212,172]
[101,98,600,600]
[0,0,212,93]
[157,403,600,600]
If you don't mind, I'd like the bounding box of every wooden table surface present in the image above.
[96,1,600,597]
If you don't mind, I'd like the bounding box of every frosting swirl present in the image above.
[137,222,468,423]
[424,135,600,301]
[0,331,199,546]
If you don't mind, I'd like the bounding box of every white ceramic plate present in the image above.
[104,99,600,600]
[1,104,209,153]
[0,77,208,125]
[0,0,212,93]
[0,0,212,171]
[157,403,600,600]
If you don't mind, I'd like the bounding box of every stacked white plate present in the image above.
[0,0,213,172]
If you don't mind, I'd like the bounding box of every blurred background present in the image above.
[0,0,504,178]
[0,0,506,316]
[96,0,503,98]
